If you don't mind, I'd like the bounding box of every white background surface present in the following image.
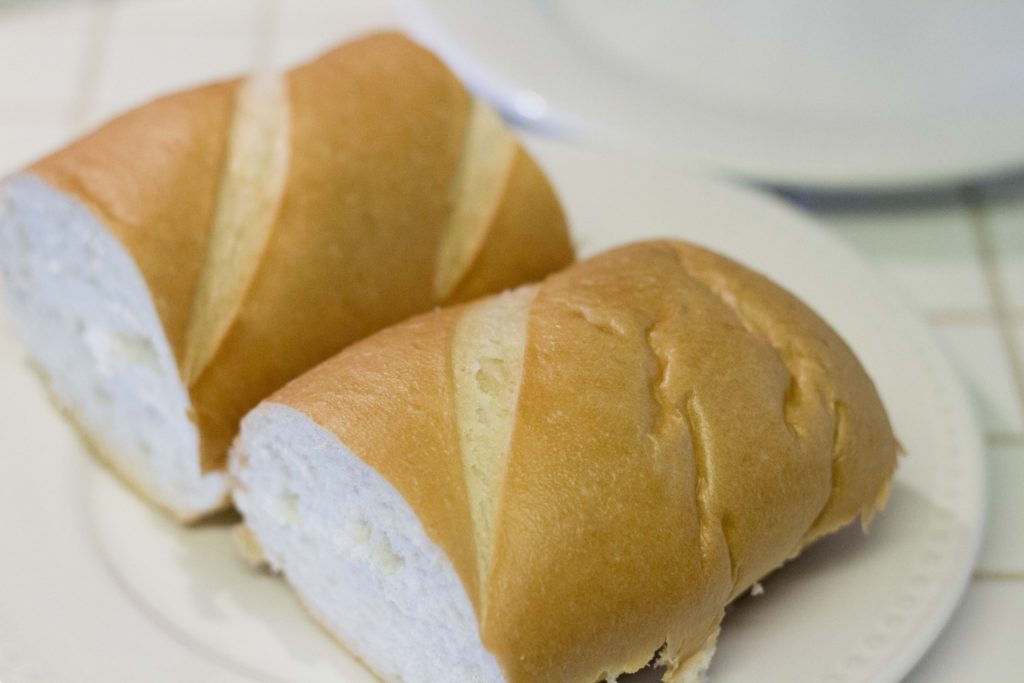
[0,0,1021,681]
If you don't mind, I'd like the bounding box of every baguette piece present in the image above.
[0,33,572,520]
[231,240,898,683]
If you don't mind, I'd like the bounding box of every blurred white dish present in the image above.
[0,140,983,682]
[397,0,1024,189]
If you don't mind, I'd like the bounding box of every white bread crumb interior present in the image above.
[230,286,718,683]
[0,174,227,518]
[232,403,716,683]
[232,403,505,682]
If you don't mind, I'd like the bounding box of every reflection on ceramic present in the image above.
[397,0,1024,188]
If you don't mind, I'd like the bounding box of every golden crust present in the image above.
[31,81,238,360]
[188,33,478,469]
[23,32,573,498]
[272,306,483,612]
[445,148,573,306]
[269,239,899,682]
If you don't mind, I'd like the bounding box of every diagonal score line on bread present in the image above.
[181,73,291,386]
[451,285,536,610]
[0,33,573,520]
[434,100,518,301]
[231,240,899,683]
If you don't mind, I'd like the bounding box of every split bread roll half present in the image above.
[231,240,899,683]
[0,33,572,520]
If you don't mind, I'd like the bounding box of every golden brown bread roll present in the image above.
[0,32,572,520]
[230,239,898,683]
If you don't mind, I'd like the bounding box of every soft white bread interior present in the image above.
[234,403,506,682]
[0,176,228,516]
[230,240,899,682]
[233,401,716,683]
[0,33,573,521]
[233,399,718,683]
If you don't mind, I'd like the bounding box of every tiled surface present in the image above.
[0,0,1021,680]
[902,580,1024,682]
[983,180,1024,312]
[0,120,67,170]
[803,193,991,313]
[93,33,252,118]
[977,443,1024,574]
[931,322,1023,435]
[110,0,259,34]
[0,0,92,107]
[807,186,1024,679]
[274,0,393,65]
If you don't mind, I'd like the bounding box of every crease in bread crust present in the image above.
[671,250,823,444]
[683,392,737,588]
[434,99,518,300]
[2,33,575,525]
[642,317,737,593]
[451,285,536,612]
[228,240,898,683]
[667,246,843,569]
[804,399,857,544]
[182,73,291,384]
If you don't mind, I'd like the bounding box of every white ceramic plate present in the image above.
[0,140,983,683]
[395,0,1024,189]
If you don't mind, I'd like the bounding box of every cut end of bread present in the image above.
[0,174,228,520]
[231,403,505,682]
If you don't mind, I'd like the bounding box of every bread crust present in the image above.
[269,239,898,682]
[32,81,238,360]
[271,306,484,611]
[187,34,477,469]
[19,32,572,505]
[446,148,573,306]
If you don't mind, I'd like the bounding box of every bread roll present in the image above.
[230,240,898,682]
[0,33,572,521]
